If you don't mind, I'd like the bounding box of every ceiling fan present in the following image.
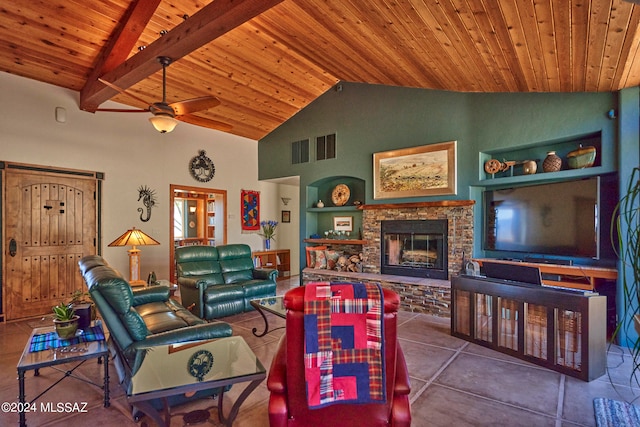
[96,56,231,133]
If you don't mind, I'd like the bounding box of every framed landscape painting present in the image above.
[333,216,353,232]
[373,141,457,199]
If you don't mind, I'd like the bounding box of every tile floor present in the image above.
[1,276,639,426]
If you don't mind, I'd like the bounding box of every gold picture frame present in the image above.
[373,140,457,199]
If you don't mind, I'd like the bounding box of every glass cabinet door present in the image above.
[474,293,492,342]
[556,309,582,371]
[453,290,471,336]
[498,298,519,351]
[525,303,547,360]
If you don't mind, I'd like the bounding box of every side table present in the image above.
[250,296,286,337]
[16,324,110,427]
[155,279,179,298]
[127,336,265,427]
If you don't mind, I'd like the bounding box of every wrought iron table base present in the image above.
[18,354,109,427]
[130,375,265,427]
[251,306,285,337]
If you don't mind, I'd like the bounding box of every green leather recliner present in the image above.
[78,255,233,385]
[176,244,277,320]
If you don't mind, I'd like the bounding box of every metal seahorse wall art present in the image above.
[137,185,157,222]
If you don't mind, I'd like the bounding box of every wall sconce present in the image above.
[189,205,197,213]
[281,197,291,206]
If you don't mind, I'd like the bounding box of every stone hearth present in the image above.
[302,268,451,315]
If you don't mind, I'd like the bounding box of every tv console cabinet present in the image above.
[472,258,617,291]
[451,275,606,381]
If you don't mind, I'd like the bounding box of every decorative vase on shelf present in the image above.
[567,145,596,169]
[522,160,537,175]
[542,151,562,172]
[317,200,324,208]
[259,219,277,251]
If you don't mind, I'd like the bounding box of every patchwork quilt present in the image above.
[304,281,386,408]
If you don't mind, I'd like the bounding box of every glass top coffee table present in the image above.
[127,335,265,427]
[250,296,285,337]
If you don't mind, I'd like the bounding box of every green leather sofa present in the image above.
[78,255,232,389]
[176,244,278,320]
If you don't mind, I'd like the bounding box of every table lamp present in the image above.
[108,227,160,286]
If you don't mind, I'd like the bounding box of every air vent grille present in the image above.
[316,133,336,160]
[291,139,310,164]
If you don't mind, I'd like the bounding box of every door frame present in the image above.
[169,184,227,281]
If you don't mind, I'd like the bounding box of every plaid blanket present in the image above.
[29,325,105,352]
[304,281,386,408]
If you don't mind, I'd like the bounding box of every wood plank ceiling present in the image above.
[1,0,639,140]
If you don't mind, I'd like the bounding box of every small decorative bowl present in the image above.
[567,145,596,169]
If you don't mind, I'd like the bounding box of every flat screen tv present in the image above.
[483,174,618,265]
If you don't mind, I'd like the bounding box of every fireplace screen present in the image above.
[381,220,448,279]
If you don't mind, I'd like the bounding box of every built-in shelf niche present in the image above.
[306,176,365,241]
[477,131,609,187]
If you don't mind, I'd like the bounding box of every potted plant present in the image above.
[52,302,80,339]
[69,289,92,305]
[612,166,640,385]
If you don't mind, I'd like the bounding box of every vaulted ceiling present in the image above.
[1,0,639,140]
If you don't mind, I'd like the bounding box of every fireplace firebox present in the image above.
[381,219,448,279]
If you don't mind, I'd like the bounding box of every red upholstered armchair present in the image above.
[267,284,411,427]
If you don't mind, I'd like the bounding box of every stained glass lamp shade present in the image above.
[108,227,160,285]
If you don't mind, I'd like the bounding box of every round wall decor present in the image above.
[331,184,350,206]
[189,150,215,182]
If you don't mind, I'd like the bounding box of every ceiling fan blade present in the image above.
[177,114,233,132]
[170,96,221,116]
[94,108,150,113]
[98,77,151,107]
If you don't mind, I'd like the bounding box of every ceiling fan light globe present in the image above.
[149,114,178,133]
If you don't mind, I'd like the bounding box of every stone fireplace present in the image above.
[361,201,475,279]
[381,219,448,279]
[302,200,475,316]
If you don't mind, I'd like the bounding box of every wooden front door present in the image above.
[3,163,101,320]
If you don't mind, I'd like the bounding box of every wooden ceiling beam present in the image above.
[80,0,283,112]
[80,0,161,110]
[100,0,160,73]
[80,0,162,111]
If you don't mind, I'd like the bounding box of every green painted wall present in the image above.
[260,83,471,199]
[260,82,616,196]
[259,83,617,265]
[616,87,640,346]
[470,91,617,154]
